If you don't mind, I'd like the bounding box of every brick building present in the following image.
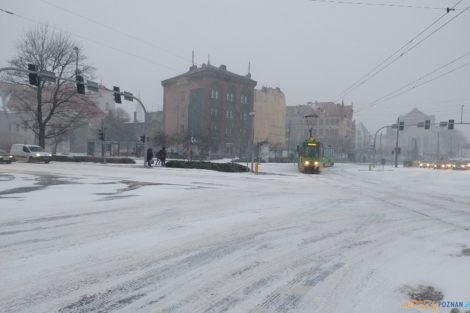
[162,64,257,158]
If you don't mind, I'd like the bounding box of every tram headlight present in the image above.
[304,161,310,166]
[314,161,319,166]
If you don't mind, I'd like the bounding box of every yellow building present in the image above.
[253,87,286,157]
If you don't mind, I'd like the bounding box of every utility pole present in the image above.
[436,131,440,162]
[73,47,79,76]
[394,117,400,168]
[461,104,464,123]
[250,112,255,172]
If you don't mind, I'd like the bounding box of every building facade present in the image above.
[286,101,355,160]
[381,108,467,162]
[355,122,372,162]
[162,64,257,158]
[253,87,286,160]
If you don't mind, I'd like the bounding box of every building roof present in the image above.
[287,101,353,117]
[161,63,257,87]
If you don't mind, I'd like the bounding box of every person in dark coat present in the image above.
[146,148,153,167]
[161,147,167,166]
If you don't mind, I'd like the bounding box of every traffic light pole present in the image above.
[394,117,400,168]
[372,125,391,165]
[123,94,148,168]
[0,66,149,168]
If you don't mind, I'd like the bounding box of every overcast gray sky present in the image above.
[1,0,469,135]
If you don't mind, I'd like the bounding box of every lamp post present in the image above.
[249,111,255,172]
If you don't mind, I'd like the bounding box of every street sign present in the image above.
[39,71,56,82]
[123,91,134,101]
[417,122,424,128]
[87,80,99,92]
[190,137,197,144]
[439,121,448,127]
[391,124,398,129]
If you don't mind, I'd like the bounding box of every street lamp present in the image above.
[249,111,255,172]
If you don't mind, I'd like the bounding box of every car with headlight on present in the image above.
[10,144,52,163]
[0,149,14,164]
[418,161,433,168]
[452,160,470,170]
[433,162,452,170]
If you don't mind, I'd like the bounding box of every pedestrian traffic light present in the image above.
[76,75,85,94]
[28,64,39,86]
[113,86,121,104]
[448,119,454,130]
[98,128,105,141]
[140,135,145,143]
[424,120,430,130]
[399,121,405,131]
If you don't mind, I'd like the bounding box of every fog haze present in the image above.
[1,0,469,135]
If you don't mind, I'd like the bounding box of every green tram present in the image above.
[297,136,334,174]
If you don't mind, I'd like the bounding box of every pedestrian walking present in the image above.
[146,147,153,167]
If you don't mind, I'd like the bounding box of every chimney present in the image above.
[189,65,197,71]
[219,64,227,71]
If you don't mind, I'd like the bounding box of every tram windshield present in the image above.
[305,146,320,157]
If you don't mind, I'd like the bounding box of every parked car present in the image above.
[0,149,14,164]
[10,144,52,163]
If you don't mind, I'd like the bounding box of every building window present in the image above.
[241,95,248,104]
[226,92,235,102]
[211,89,219,99]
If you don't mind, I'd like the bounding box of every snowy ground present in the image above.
[0,162,469,313]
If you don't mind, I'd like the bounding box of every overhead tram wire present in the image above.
[0,8,179,73]
[331,0,466,103]
[364,51,470,107]
[39,0,190,65]
[333,0,466,102]
[355,58,470,114]
[310,0,451,11]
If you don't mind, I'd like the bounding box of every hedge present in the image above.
[52,155,136,164]
[165,160,249,172]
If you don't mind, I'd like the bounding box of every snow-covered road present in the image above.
[0,162,469,313]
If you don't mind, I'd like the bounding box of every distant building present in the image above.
[286,101,355,160]
[0,81,156,156]
[162,63,257,158]
[253,87,286,160]
[355,122,372,162]
[381,108,467,162]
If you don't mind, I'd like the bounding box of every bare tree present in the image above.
[5,25,96,148]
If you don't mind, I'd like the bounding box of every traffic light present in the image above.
[98,128,105,141]
[424,120,430,130]
[448,119,454,130]
[28,64,39,86]
[140,135,146,143]
[113,86,121,103]
[399,121,405,131]
[76,75,85,94]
